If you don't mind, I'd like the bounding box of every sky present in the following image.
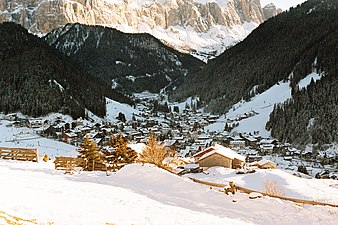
[260,0,308,11]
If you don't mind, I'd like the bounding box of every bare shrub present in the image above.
[140,132,167,167]
[263,179,285,196]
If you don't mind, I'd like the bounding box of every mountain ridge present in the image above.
[0,0,281,58]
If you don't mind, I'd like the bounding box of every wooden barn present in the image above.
[196,144,245,169]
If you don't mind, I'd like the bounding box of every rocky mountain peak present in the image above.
[0,0,281,58]
[263,2,283,19]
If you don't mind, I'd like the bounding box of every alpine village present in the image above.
[0,0,337,224]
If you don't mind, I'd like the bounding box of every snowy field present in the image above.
[0,161,337,225]
[0,120,77,158]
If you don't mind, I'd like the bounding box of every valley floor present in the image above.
[0,160,337,225]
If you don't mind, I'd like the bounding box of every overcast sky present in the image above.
[260,0,308,11]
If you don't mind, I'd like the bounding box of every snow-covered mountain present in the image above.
[0,0,281,59]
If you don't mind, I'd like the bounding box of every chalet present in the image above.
[195,144,245,169]
[26,119,44,128]
[62,132,78,144]
[243,136,258,147]
[42,125,58,138]
[285,147,297,156]
[259,139,278,146]
[7,121,21,127]
[259,144,275,155]
[173,136,185,144]
[256,159,277,169]
[4,113,18,121]
[197,134,211,141]
[247,155,263,163]
[229,139,245,149]
[80,127,91,134]
[237,149,261,162]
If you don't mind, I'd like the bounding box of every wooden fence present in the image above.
[188,177,338,208]
[54,156,126,172]
[54,156,85,170]
[0,147,38,162]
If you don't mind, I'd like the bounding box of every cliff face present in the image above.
[0,0,281,57]
[263,3,283,19]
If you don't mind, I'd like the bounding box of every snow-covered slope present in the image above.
[204,66,326,137]
[106,97,139,122]
[205,80,292,136]
[0,119,77,158]
[0,162,337,224]
[297,71,323,90]
[0,0,281,59]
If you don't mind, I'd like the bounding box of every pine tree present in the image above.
[78,135,102,171]
[140,132,167,167]
[107,134,138,165]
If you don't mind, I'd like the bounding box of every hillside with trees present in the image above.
[0,22,132,118]
[266,28,338,145]
[44,23,205,94]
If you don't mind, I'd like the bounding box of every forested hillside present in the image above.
[45,23,204,94]
[266,28,338,145]
[0,22,132,118]
[172,0,338,114]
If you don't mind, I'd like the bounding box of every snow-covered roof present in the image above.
[257,159,277,166]
[199,144,246,162]
[260,139,275,144]
[243,136,257,142]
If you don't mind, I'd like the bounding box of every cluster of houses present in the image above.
[2,98,337,175]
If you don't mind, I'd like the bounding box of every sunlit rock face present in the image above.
[0,0,280,57]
